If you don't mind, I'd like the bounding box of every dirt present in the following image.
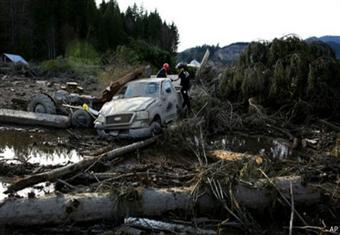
[0,74,101,111]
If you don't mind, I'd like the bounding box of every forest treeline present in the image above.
[0,0,179,64]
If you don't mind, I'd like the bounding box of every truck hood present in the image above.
[99,97,156,115]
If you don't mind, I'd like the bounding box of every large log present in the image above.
[0,177,320,226]
[0,109,70,128]
[5,136,158,193]
[124,217,216,234]
[98,67,144,103]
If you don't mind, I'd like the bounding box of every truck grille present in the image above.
[106,114,134,125]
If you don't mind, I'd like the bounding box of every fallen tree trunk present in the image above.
[0,109,70,128]
[0,176,319,226]
[5,136,158,193]
[124,217,216,234]
[98,67,144,103]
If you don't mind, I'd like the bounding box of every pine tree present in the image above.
[0,0,180,61]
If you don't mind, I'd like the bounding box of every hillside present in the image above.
[179,35,340,66]
[213,42,249,65]
[177,42,248,66]
[177,45,220,64]
[307,35,340,59]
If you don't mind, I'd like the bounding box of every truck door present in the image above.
[161,80,177,123]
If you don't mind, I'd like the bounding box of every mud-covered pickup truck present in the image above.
[94,78,182,138]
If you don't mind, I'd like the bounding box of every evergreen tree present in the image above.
[0,0,179,62]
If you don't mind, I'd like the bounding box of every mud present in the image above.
[0,74,101,111]
[0,70,114,205]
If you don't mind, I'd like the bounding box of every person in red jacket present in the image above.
[156,63,170,78]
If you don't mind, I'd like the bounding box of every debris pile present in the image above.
[0,36,339,234]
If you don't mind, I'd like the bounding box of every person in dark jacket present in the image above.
[176,63,191,111]
[156,63,170,78]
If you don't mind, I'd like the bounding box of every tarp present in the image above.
[188,59,201,68]
[3,53,29,65]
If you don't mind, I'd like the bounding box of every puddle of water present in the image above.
[0,128,83,166]
[0,181,55,201]
[0,128,77,201]
[0,147,81,166]
[210,134,291,159]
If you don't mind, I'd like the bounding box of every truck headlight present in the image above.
[135,111,149,120]
[95,114,105,124]
[131,120,149,128]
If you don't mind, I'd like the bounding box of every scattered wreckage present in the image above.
[26,67,146,127]
[0,68,184,138]
[27,81,100,128]
[0,55,208,137]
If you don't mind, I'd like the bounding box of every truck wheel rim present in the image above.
[35,104,46,113]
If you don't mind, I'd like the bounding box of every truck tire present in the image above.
[150,118,162,136]
[27,94,57,114]
[71,109,92,128]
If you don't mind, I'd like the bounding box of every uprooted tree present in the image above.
[218,36,340,122]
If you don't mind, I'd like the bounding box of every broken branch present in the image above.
[5,136,158,193]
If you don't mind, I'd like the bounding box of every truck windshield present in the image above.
[119,82,160,98]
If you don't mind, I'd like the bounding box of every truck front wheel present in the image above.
[71,109,92,128]
[150,117,162,136]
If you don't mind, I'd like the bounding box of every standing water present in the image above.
[210,134,291,159]
[0,126,83,200]
[0,127,82,165]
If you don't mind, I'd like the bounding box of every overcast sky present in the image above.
[96,0,340,52]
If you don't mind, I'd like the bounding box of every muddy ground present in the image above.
[0,73,339,234]
[0,73,101,111]
[0,73,203,234]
